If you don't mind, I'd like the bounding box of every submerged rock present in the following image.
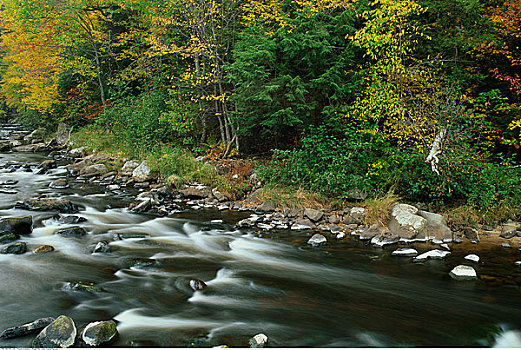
[391,248,418,257]
[15,198,79,213]
[55,226,87,237]
[1,242,27,254]
[81,320,118,346]
[113,233,150,240]
[189,279,207,291]
[0,215,33,235]
[0,317,55,339]
[33,315,76,348]
[249,333,268,348]
[33,245,55,254]
[449,265,477,280]
[307,233,327,246]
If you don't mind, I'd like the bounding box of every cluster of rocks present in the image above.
[0,315,118,348]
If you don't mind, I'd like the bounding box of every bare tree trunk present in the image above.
[425,128,446,175]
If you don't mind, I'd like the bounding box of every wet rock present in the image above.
[1,242,27,254]
[336,232,346,239]
[58,215,87,224]
[113,233,150,240]
[440,243,450,251]
[0,215,33,235]
[462,227,479,243]
[501,242,511,248]
[179,185,212,199]
[249,333,268,348]
[418,210,452,242]
[371,234,399,247]
[68,147,87,158]
[49,178,69,189]
[15,198,79,213]
[500,223,517,239]
[24,128,46,143]
[0,179,18,185]
[449,265,477,280]
[55,226,87,237]
[189,279,207,291]
[305,208,323,222]
[414,249,450,261]
[358,225,380,240]
[328,224,340,233]
[81,320,118,346]
[344,207,367,225]
[13,142,50,153]
[33,245,55,254]
[63,281,102,293]
[257,202,276,212]
[127,258,156,268]
[307,233,327,246]
[33,315,76,348]
[212,188,228,202]
[0,140,11,151]
[93,241,110,253]
[328,214,340,224]
[464,254,480,263]
[391,248,418,257]
[0,317,55,339]
[0,188,17,194]
[80,163,108,177]
[39,159,57,172]
[132,161,152,182]
[388,204,426,239]
[130,199,152,213]
[257,223,274,230]
[0,233,18,244]
[515,261,521,267]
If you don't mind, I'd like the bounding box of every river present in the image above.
[1,124,521,347]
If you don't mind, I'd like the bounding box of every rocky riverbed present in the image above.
[1,122,521,347]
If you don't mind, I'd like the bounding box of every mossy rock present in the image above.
[55,226,87,237]
[15,198,79,213]
[0,215,33,235]
[0,233,18,244]
[63,281,103,293]
[81,320,118,346]
[33,315,76,348]
[1,242,27,255]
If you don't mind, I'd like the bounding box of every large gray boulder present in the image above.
[417,210,452,241]
[132,161,152,182]
[81,320,118,346]
[120,160,140,176]
[0,215,33,235]
[388,204,426,239]
[33,315,76,348]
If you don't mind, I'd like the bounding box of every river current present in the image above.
[1,124,521,347]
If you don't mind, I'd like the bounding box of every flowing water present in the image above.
[1,124,521,348]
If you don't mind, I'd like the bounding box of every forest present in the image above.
[0,0,520,215]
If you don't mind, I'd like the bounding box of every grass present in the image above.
[256,185,332,210]
[363,192,400,227]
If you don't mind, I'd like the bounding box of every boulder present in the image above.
[132,161,152,182]
[130,199,152,213]
[291,218,314,230]
[15,198,79,213]
[414,249,450,261]
[462,227,479,243]
[33,245,55,254]
[0,215,33,235]
[417,210,452,241]
[33,315,76,348]
[120,160,140,176]
[80,163,108,177]
[0,317,55,339]
[500,223,517,239]
[249,333,268,348]
[464,254,480,263]
[55,226,87,237]
[388,204,426,239]
[257,202,276,212]
[179,185,212,199]
[1,242,27,254]
[449,265,477,280]
[344,207,367,225]
[189,279,207,291]
[0,233,18,244]
[305,208,323,222]
[81,320,118,346]
[307,233,327,246]
[24,128,46,143]
[39,159,57,172]
[391,248,418,257]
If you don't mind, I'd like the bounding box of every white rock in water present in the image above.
[249,333,268,348]
[218,205,228,211]
[307,234,327,246]
[291,223,312,230]
[464,254,480,263]
[107,184,120,190]
[211,219,223,224]
[449,265,477,280]
[257,223,273,230]
[336,232,346,239]
[414,249,451,261]
[391,248,418,257]
[514,261,521,266]
[440,243,450,251]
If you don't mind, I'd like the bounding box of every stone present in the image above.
[328,224,340,233]
[49,178,69,189]
[336,232,346,239]
[514,261,521,266]
[1,242,27,254]
[462,227,480,243]
[120,160,140,176]
[179,185,212,199]
[371,235,400,248]
[417,210,452,241]
[249,333,268,348]
[212,188,228,202]
[24,128,46,143]
[500,223,517,239]
[58,215,87,224]
[132,161,152,182]
[449,265,477,280]
[391,248,418,257]
[440,243,450,251]
[328,214,340,224]
[12,142,50,153]
[414,249,451,261]
[189,279,207,291]
[130,199,152,213]
[56,123,72,145]
[257,202,276,212]
[305,208,323,222]
[344,207,367,225]
[388,204,426,239]
[0,233,18,244]
[0,317,55,339]
[257,223,274,230]
[93,241,110,253]
[68,147,86,158]
[307,233,327,246]
[0,215,33,235]
[113,233,150,240]
[55,226,87,237]
[501,242,511,248]
[63,281,102,293]
[464,254,480,263]
[39,159,57,171]
[80,163,108,177]
[33,315,76,348]
[33,245,55,254]
[81,320,118,346]
[15,198,79,213]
